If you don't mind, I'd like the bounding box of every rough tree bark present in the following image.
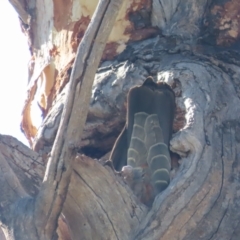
[2,0,240,239]
[2,0,125,239]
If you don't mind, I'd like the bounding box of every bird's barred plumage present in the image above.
[110,77,175,205]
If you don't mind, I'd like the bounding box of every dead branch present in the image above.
[33,0,124,239]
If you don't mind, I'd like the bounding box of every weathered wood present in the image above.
[2,51,240,239]
[3,46,240,239]
[0,135,43,239]
[19,0,155,145]
[65,155,147,239]
[34,0,125,239]
[3,0,240,239]
[0,135,147,239]
[134,56,240,240]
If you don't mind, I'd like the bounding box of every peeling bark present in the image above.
[1,0,126,239]
[2,0,240,239]
[2,49,240,239]
[20,0,157,145]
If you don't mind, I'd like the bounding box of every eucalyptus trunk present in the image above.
[1,0,240,239]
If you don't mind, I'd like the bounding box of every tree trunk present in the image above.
[2,0,240,239]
